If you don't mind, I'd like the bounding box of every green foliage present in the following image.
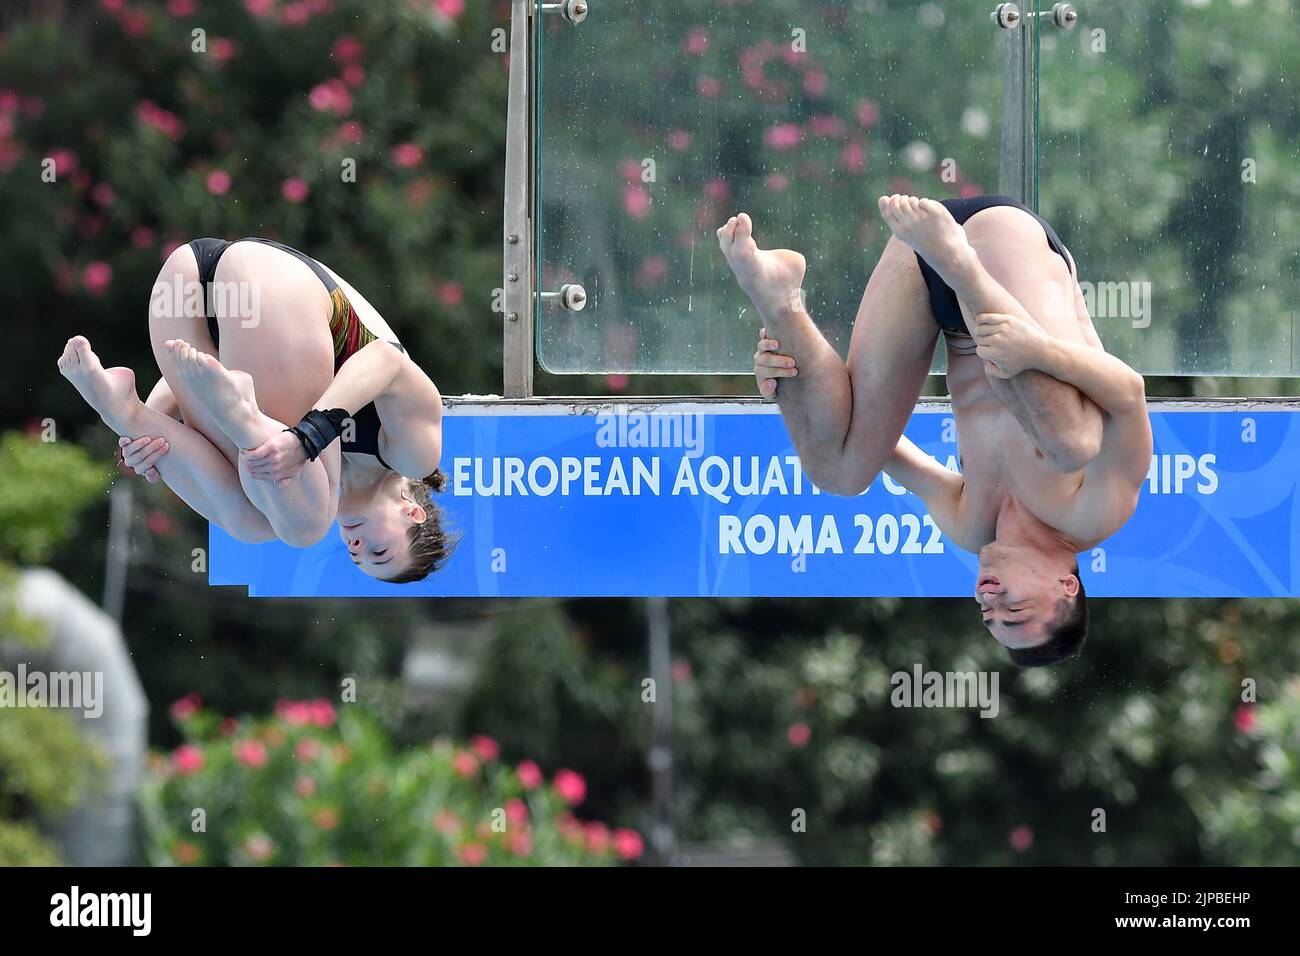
[0,433,110,865]
[1196,678,1300,865]
[140,699,644,867]
[0,432,110,565]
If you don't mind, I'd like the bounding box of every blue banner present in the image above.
[208,404,1300,598]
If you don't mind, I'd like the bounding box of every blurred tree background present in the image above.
[0,0,1298,865]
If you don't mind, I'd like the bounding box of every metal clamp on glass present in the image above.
[539,0,588,24]
[991,3,1021,29]
[1039,3,1078,30]
[540,284,588,312]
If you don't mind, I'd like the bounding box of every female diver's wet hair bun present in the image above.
[425,468,448,493]
[385,472,459,584]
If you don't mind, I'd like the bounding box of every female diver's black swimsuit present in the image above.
[915,195,1075,344]
[188,237,400,470]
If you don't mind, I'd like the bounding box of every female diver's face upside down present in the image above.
[337,473,426,580]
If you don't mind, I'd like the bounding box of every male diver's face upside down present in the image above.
[975,541,1080,650]
[337,472,426,580]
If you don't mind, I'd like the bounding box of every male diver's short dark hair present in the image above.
[1007,566,1087,668]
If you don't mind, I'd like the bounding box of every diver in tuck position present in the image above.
[718,194,1153,666]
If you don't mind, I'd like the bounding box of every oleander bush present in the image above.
[140,696,645,866]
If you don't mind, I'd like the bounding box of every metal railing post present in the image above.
[503,0,537,398]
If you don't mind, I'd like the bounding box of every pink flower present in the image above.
[282,177,309,203]
[810,114,846,138]
[244,834,273,861]
[458,842,487,866]
[959,182,983,199]
[130,226,154,249]
[173,744,205,775]
[553,769,586,806]
[281,1,312,25]
[584,821,610,853]
[337,121,364,145]
[100,0,125,11]
[606,374,629,392]
[804,71,828,97]
[668,129,690,152]
[167,0,197,16]
[452,750,479,778]
[636,255,668,288]
[210,38,237,64]
[218,717,239,737]
[434,809,460,834]
[91,182,116,207]
[1234,704,1255,733]
[613,828,644,861]
[439,282,463,307]
[470,734,499,762]
[856,99,880,129]
[517,760,543,790]
[332,35,364,62]
[48,149,77,176]
[295,738,320,762]
[341,63,365,87]
[671,658,691,683]
[82,261,113,297]
[121,9,150,37]
[206,169,231,195]
[309,699,336,728]
[685,29,708,56]
[313,807,339,830]
[787,722,811,747]
[508,831,533,856]
[391,142,422,168]
[1010,825,1034,852]
[234,739,269,769]
[624,185,651,219]
[697,76,721,98]
[136,101,185,141]
[434,0,466,19]
[169,692,202,721]
[557,812,584,845]
[308,79,352,116]
[244,0,275,17]
[505,798,528,826]
[841,140,866,174]
[765,123,803,151]
[294,776,316,797]
[704,178,729,202]
[765,173,789,193]
[276,700,311,726]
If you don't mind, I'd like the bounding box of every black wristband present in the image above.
[285,408,350,461]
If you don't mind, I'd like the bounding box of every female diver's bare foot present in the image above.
[717,212,808,322]
[57,336,142,435]
[164,339,277,450]
[878,194,983,300]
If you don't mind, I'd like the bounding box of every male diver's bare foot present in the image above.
[878,194,983,300]
[57,336,143,435]
[717,213,808,323]
[164,339,273,449]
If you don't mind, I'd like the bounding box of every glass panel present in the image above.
[1036,0,1300,376]
[536,1,1012,374]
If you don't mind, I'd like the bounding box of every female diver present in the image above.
[57,237,456,583]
